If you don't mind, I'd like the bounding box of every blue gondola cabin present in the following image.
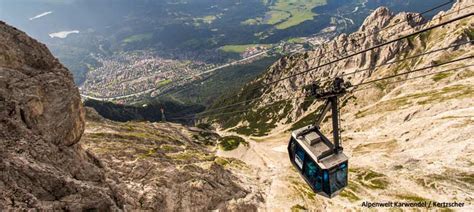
[288,125,348,198]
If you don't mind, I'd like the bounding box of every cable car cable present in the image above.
[168,13,473,120]
[174,40,472,117]
[171,11,472,103]
[264,12,473,86]
[157,1,463,99]
[312,40,473,86]
[351,55,473,87]
[353,64,474,92]
[302,2,468,64]
[170,56,472,120]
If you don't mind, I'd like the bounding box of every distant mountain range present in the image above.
[1,0,472,210]
[0,0,454,86]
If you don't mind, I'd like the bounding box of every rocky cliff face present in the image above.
[0,21,262,210]
[0,21,119,210]
[81,107,263,211]
[209,0,473,210]
[214,0,473,137]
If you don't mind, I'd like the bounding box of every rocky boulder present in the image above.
[0,21,120,210]
[0,21,262,211]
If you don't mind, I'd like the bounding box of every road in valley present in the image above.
[80,50,269,102]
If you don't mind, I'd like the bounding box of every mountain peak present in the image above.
[0,22,65,75]
[359,7,393,32]
[359,7,425,34]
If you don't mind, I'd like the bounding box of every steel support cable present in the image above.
[85,1,461,101]
[353,64,474,92]
[336,63,473,142]
[158,1,461,99]
[318,40,473,84]
[168,13,473,120]
[265,12,473,86]
[173,40,472,117]
[168,94,309,120]
[171,56,472,120]
[352,55,473,87]
[175,11,472,102]
[303,1,466,64]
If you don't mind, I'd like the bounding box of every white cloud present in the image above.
[29,11,53,21]
[49,30,79,39]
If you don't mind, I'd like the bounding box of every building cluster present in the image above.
[81,50,212,98]
[241,45,269,58]
[80,33,333,99]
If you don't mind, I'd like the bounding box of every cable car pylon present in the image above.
[288,77,351,198]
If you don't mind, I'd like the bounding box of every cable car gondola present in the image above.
[288,78,350,198]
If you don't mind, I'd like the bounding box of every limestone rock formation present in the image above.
[218,0,473,135]
[81,114,263,211]
[211,0,473,210]
[0,21,262,211]
[0,21,120,210]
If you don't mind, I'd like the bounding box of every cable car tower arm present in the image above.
[305,77,351,155]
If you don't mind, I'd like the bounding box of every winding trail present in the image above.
[215,130,315,210]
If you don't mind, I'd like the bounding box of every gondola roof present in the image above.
[292,125,348,170]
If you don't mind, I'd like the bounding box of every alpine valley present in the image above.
[0,0,473,211]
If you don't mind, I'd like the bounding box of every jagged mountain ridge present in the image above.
[211,0,473,136]
[0,21,262,211]
[1,0,472,210]
[206,0,473,209]
[210,6,427,134]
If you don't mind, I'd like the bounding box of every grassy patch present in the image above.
[412,169,474,190]
[219,136,248,151]
[458,173,474,185]
[167,150,215,162]
[353,139,398,154]
[458,69,474,79]
[214,157,230,166]
[160,144,179,152]
[123,33,153,43]
[431,50,468,66]
[276,11,315,29]
[241,17,264,25]
[290,179,316,200]
[351,168,389,189]
[431,72,453,82]
[219,44,269,53]
[288,104,325,131]
[157,79,172,87]
[265,0,327,30]
[396,194,429,202]
[340,189,361,202]
[138,148,158,159]
[341,95,356,108]
[291,204,307,212]
[267,10,292,25]
[287,37,305,44]
[356,85,474,118]
[465,27,474,40]
[214,157,250,170]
